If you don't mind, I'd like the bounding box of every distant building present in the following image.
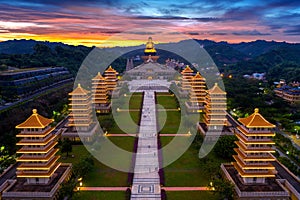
[185,72,206,113]
[221,108,291,200]
[126,58,134,71]
[198,83,233,140]
[243,72,265,80]
[104,66,119,94]
[0,67,73,100]
[0,109,71,200]
[92,72,111,113]
[274,86,300,104]
[63,84,97,142]
[178,65,194,97]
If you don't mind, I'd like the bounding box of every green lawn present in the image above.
[60,145,131,187]
[108,136,136,152]
[161,137,228,187]
[165,191,218,200]
[158,111,181,134]
[74,191,127,200]
[156,95,178,109]
[109,112,140,134]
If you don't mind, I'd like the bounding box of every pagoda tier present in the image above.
[68,84,93,132]
[203,83,227,130]
[15,109,60,184]
[180,65,194,91]
[189,72,206,106]
[233,108,277,184]
[104,66,119,93]
[92,72,111,113]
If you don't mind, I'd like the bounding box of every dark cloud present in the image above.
[186,32,199,36]
[232,30,271,36]
[283,25,300,36]
[210,32,228,35]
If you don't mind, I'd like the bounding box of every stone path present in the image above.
[130,91,161,200]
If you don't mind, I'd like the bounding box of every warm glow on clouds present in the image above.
[0,0,299,46]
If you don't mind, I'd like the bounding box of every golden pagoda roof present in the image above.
[209,83,226,94]
[238,108,275,128]
[105,66,117,73]
[192,72,205,80]
[16,109,54,129]
[181,65,194,73]
[92,72,105,81]
[69,83,89,95]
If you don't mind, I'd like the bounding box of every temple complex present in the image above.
[104,66,119,94]
[92,72,111,113]
[185,72,206,112]
[63,84,96,141]
[221,108,290,200]
[0,109,71,200]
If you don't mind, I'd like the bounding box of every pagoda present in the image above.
[104,66,119,94]
[141,37,159,62]
[92,72,111,113]
[233,108,277,184]
[64,83,95,141]
[200,83,231,137]
[185,72,206,112]
[179,65,194,97]
[15,109,60,184]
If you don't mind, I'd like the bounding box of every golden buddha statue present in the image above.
[144,37,156,54]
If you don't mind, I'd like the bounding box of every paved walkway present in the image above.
[162,187,209,191]
[80,187,129,191]
[131,91,161,200]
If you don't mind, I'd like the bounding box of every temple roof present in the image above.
[238,108,275,128]
[69,83,89,95]
[193,72,205,80]
[181,65,194,73]
[92,72,105,81]
[209,83,226,94]
[16,109,54,129]
[105,66,118,73]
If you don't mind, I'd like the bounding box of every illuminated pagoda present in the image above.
[63,83,96,142]
[233,108,277,183]
[15,109,59,184]
[185,72,206,112]
[198,83,232,140]
[0,109,71,200]
[179,65,194,97]
[92,72,111,113]
[141,37,159,62]
[104,66,119,94]
[221,108,290,200]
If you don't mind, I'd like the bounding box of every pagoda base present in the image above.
[1,164,72,200]
[197,122,234,141]
[95,103,111,114]
[178,89,189,98]
[221,163,290,200]
[62,123,99,142]
[185,102,204,113]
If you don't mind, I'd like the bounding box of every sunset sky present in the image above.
[0,0,299,46]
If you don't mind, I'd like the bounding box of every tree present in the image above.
[209,178,234,200]
[214,135,237,159]
[61,138,72,157]
[72,156,94,178]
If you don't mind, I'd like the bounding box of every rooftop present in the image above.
[69,83,89,95]
[238,108,275,128]
[16,109,54,129]
[208,83,226,94]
